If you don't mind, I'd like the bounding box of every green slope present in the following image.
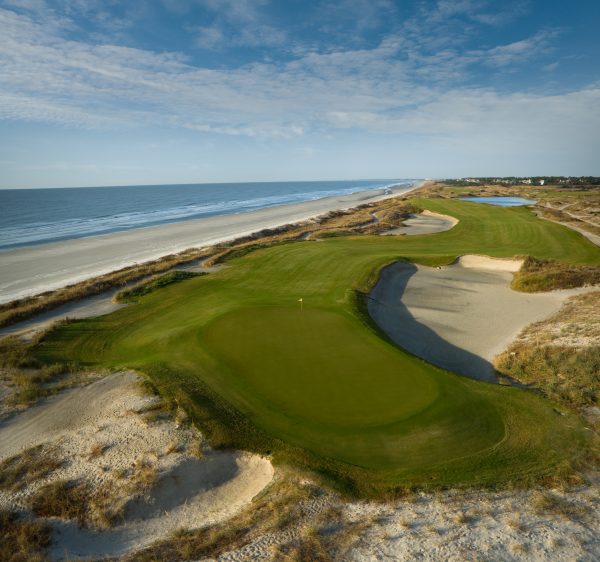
[36,199,600,494]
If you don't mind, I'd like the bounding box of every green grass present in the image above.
[34,199,600,494]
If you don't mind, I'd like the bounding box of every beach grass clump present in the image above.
[0,336,40,369]
[28,479,90,526]
[114,270,203,303]
[0,445,63,492]
[530,490,590,520]
[511,256,600,292]
[0,510,51,562]
[0,342,74,405]
[28,478,126,529]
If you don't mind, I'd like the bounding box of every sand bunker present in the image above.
[0,372,273,560]
[383,210,458,236]
[368,256,593,382]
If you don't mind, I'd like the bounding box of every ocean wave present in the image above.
[0,180,415,249]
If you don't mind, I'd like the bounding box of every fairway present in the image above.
[36,199,600,493]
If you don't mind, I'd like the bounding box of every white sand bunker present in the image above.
[383,210,458,236]
[0,372,273,560]
[368,256,592,382]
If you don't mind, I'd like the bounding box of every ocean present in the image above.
[0,179,417,251]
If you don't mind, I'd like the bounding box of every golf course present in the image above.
[34,198,600,495]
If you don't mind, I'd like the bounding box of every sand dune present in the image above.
[368,256,593,381]
[0,372,274,560]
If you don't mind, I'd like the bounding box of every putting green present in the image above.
[36,199,600,493]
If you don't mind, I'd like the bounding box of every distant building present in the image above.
[539,179,545,186]
[522,179,532,185]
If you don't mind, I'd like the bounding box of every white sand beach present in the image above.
[0,184,420,305]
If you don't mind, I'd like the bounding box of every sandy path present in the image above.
[0,372,274,560]
[0,184,421,304]
[383,210,458,236]
[0,289,126,340]
[368,256,593,382]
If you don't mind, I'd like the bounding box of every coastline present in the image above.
[0,182,424,304]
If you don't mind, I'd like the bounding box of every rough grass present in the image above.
[0,335,86,409]
[512,256,600,292]
[0,510,51,562]
[114,271,203,303]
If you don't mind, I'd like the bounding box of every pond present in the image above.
[459,196,537,207]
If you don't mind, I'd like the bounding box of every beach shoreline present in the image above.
[0,181,424,305]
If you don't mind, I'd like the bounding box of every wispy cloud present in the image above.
[191,0,286,50]
[0,1,595,151]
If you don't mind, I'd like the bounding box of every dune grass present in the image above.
[34,199,600,495]
[0,510,51,562]
[511,256,600,292]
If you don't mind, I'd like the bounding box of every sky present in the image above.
[0,0,599,188]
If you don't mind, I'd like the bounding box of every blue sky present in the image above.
[0,0,599,188]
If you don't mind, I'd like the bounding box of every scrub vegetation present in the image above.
[33,198,600,495]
